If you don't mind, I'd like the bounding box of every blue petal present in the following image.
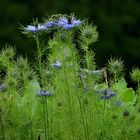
[37,90,54,97]
[45,21,58,28]
[25,25,38,32]
[51,61,62,68]
[0,84,6,92]
[25,24,48,32]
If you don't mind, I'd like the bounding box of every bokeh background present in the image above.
[0,0,140,86]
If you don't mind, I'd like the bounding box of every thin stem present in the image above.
[71,44,89,139]
[78,96,90,140]
[85,48,90,70]
[0,111,5,140]
[62,46,75,140]
[103,68,108,88]
[83,45,103,138]
[35,35,42,86]
[42,97,48,140]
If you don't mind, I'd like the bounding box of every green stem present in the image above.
[114,72,117,90]
[85,48,90,70]
[138,82,140,95]
[84,45,103,138]
[72,45,89,139]
[62,46,75,140]
[43,97,48,140]
[78,96,90,140]
[35,35,42,86]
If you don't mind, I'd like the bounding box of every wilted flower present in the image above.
[58,17,82,30]
[37,90,54,97]
[51,61,62,68]
[100,88,116,99]
[25,24,47,32]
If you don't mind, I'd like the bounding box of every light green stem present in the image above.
[35,35,42,85]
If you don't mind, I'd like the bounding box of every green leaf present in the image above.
[21,79,41,119]
[112,78,127,95]
[121,88,136,104]
[25,79,41,96]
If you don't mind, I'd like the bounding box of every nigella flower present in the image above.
[58,17,82,30]
[92,70,104,75]
[100,88,116,100]
[80,68,103,75]
[116,99,123,106]
[0,84,6,92]
[45,21,58,28]
[25,24,47,32]
[37,90,54,97]
[51,61,62,68]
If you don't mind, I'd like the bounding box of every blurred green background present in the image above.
[0,0,140,70]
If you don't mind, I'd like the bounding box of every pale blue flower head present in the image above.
[45,21,58,28]
[58,17,82,30]
[51,61,62,68]
[100,89,116,100]
[0,84,6,92]
[25,24,47,32]
[37,90,54,97]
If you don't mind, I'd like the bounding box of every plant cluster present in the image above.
[0,14,140,140]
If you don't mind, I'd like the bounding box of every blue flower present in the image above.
[51,61,62,68]
[58,17,82,30]
[25,24,47,32]
[0,84,6,92]
[45,21,58,28]
[116,99,123,106]
[100,89,116,100]
[37,90,54,97]
[80,68,103,75]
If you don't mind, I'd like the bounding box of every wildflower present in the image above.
[80,68,103,75]
[37,90,54,97]
[92,70,104,75]
[58,17,82,30]
[45,21,58,28]
[116,99,123,107]
[25,24,47,32]
[100,88,116,99]
[0,84,6,92]
[51,61,62,68]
